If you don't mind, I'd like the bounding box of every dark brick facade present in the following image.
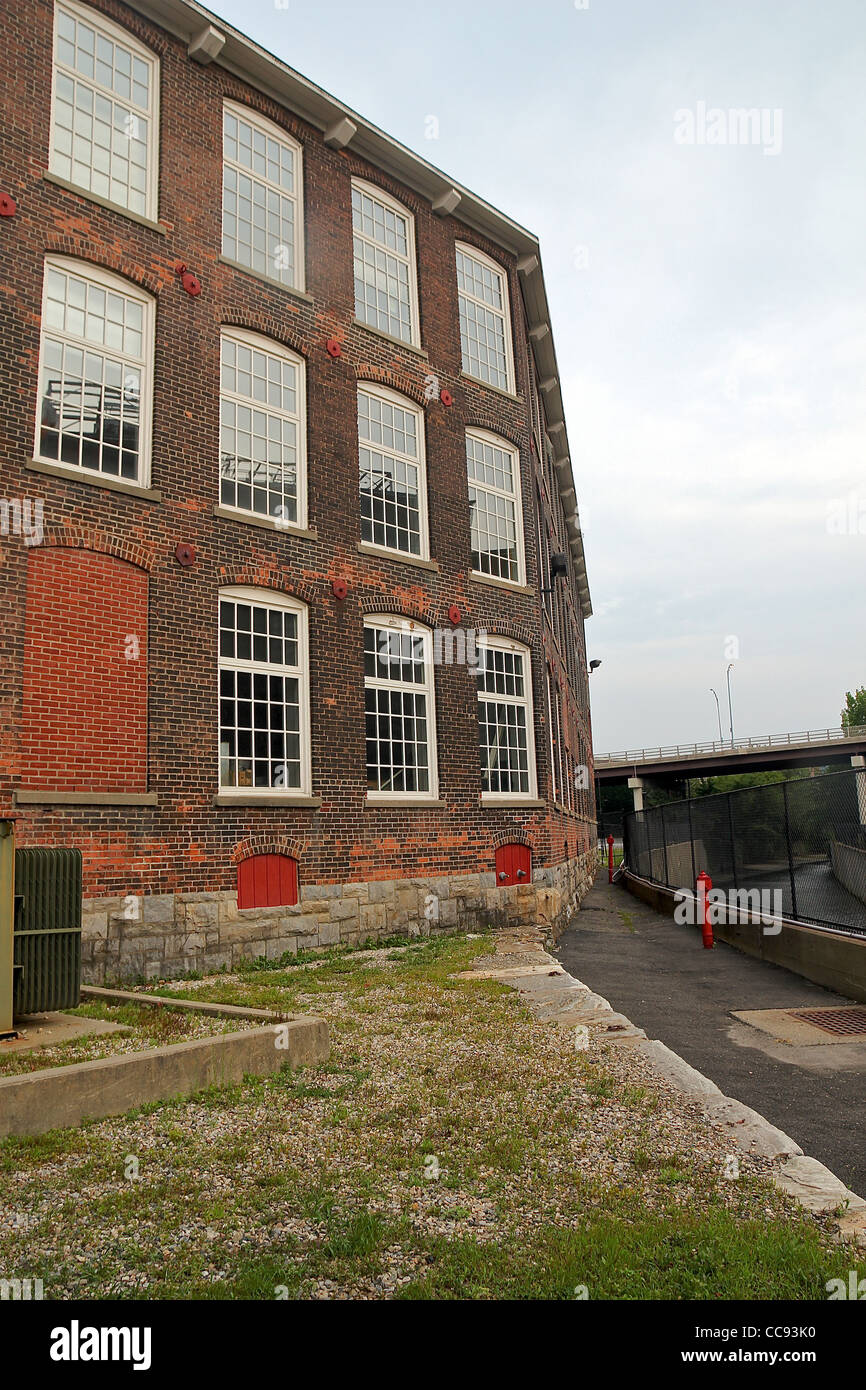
[0,0,595,970]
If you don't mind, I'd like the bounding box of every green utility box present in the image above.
[13,847,83,1015]
[0,820,14,1037]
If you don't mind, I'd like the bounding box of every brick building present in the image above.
[0,0,596,981]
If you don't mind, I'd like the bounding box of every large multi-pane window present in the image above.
[352,181,419,345]
[364,619,437,799]
[358,385,427,558]
[456,244,514,392]
[36,257,153,483]
[222,102,304,290]
[477,639,536,800]
[466,429,524,585]
[218,588,310,794]
[50,0,158,219]
[219,330,306,527]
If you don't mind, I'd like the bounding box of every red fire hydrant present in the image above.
[697,870,714,949]
[607,834,615,884]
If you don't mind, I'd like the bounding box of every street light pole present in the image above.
[726,663,735,747]
[710,688,723,743]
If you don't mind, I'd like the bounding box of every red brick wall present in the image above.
[0,0,596,900]
[22,548,148,792]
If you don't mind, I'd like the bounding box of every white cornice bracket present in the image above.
[432,188,461,217]
[188,24,225,64]
[324,116,357,149]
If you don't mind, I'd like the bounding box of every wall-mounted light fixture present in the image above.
[539,552,569,597]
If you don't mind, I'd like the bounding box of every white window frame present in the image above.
[357,382,429,561]
[455,242,515,394]
[477,636,538,804]
[219,328,307,530]
[352,178,420,348]
[34,255,154,487]
[466,427,526,587]
[546,667,558,805]
[49,0,160,222]
[364,615,439,803]
[222,100,305,292]
[217,586,311,797]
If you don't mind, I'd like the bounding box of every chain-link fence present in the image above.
[623,767,866,936]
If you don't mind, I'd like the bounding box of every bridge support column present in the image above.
[853,755,866,827]
[627,777,645,813]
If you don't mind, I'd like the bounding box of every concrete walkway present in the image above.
[555,877,866,1196]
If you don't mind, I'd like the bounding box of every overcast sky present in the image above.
[207,0,866,755]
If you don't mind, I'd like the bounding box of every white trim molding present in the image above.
[50,0,160,221]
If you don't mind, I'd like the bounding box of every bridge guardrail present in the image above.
[596,724,866,767]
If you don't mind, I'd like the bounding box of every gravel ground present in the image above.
[0,932,854,1300]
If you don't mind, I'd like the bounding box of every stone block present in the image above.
[141,895,176,924]
[360,903,387,934]
[368,879,396,904]
[439,898,457,926]
[82,912,109,939]
[330,897,359,923]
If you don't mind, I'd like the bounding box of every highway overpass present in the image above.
[596,725,866,792]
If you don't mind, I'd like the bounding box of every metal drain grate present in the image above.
[788,1006,866,1037]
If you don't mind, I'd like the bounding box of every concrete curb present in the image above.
[80,983,289,1022]
[0,1016,329,1140]
[465,930,866,1248]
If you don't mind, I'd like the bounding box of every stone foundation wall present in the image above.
[81,852,597,983]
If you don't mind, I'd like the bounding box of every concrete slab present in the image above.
[0,1012,126,1055]
[732,1006,866,1047]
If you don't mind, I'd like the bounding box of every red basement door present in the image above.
[237,853,299,909]
[495,843,532,887]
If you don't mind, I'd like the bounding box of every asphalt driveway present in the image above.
[554,877,866,1195]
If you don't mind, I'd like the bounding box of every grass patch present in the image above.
[0,929,855,1301]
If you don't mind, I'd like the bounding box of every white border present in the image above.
[478,634,538,803]
[351,178,421,349]
[223,99,306,294]
[455,241,515,394]
[465,426,526,588]
[363,614,439,803]
[357,381,429,562]
[217,585,311,797]
[218,327,308,531]
[50,0,161,223]
[34,254,155,488]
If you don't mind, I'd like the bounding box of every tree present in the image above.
[841,687,866,730]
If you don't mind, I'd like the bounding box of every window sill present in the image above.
[214,794,322,807]
[459,372,521,403]
[219,256,312,302]
[14,791,158,806]
[482,797,546,808]
[43,171,167,235]
[357,542,439,572]
[213,505,317,540]
[353,319,428,359]
[470,572,534,596]
[27,458,161,501]
[365,797,445,808]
